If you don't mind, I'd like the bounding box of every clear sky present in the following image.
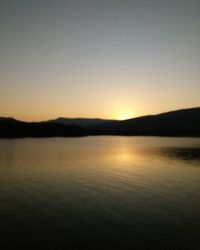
[0,0,199,121]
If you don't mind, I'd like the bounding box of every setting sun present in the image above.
[117,113,132,121]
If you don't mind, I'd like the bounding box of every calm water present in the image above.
[0,136,200,249]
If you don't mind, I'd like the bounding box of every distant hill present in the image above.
[48,118,116,127]
[0,118,86,138]
[1,108,200,138]
[87,107,200,137]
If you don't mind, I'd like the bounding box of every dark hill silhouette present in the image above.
[48,118,115,127]
[0,107,200,138]
[87,107,200,137]
[0,118,86,138]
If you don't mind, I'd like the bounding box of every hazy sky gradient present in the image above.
[0,0,199,121]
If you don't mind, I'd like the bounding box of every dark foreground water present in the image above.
[0,136,200,249]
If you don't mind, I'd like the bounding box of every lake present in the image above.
[0,136,200,249]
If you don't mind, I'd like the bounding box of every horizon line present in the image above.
[1,106,200,123]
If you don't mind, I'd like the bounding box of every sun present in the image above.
[117,113,131,121]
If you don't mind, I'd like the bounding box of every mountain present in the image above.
[48,118,116,127]
[1,107,200,138]
[87,107,200,137]
[0,118,86,138]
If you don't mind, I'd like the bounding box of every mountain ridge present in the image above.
[87,107,200,136]
[48,117,116,127]
[0,107,200,138]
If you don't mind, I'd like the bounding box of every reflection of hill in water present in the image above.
[164,148,200,162]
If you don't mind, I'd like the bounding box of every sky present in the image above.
[0,0,199,121]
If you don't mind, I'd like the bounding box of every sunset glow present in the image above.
[117,113,133,121]
[0,0,199,121]
[0,1,200,248]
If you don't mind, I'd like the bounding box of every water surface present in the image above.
[0,136,200,249]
